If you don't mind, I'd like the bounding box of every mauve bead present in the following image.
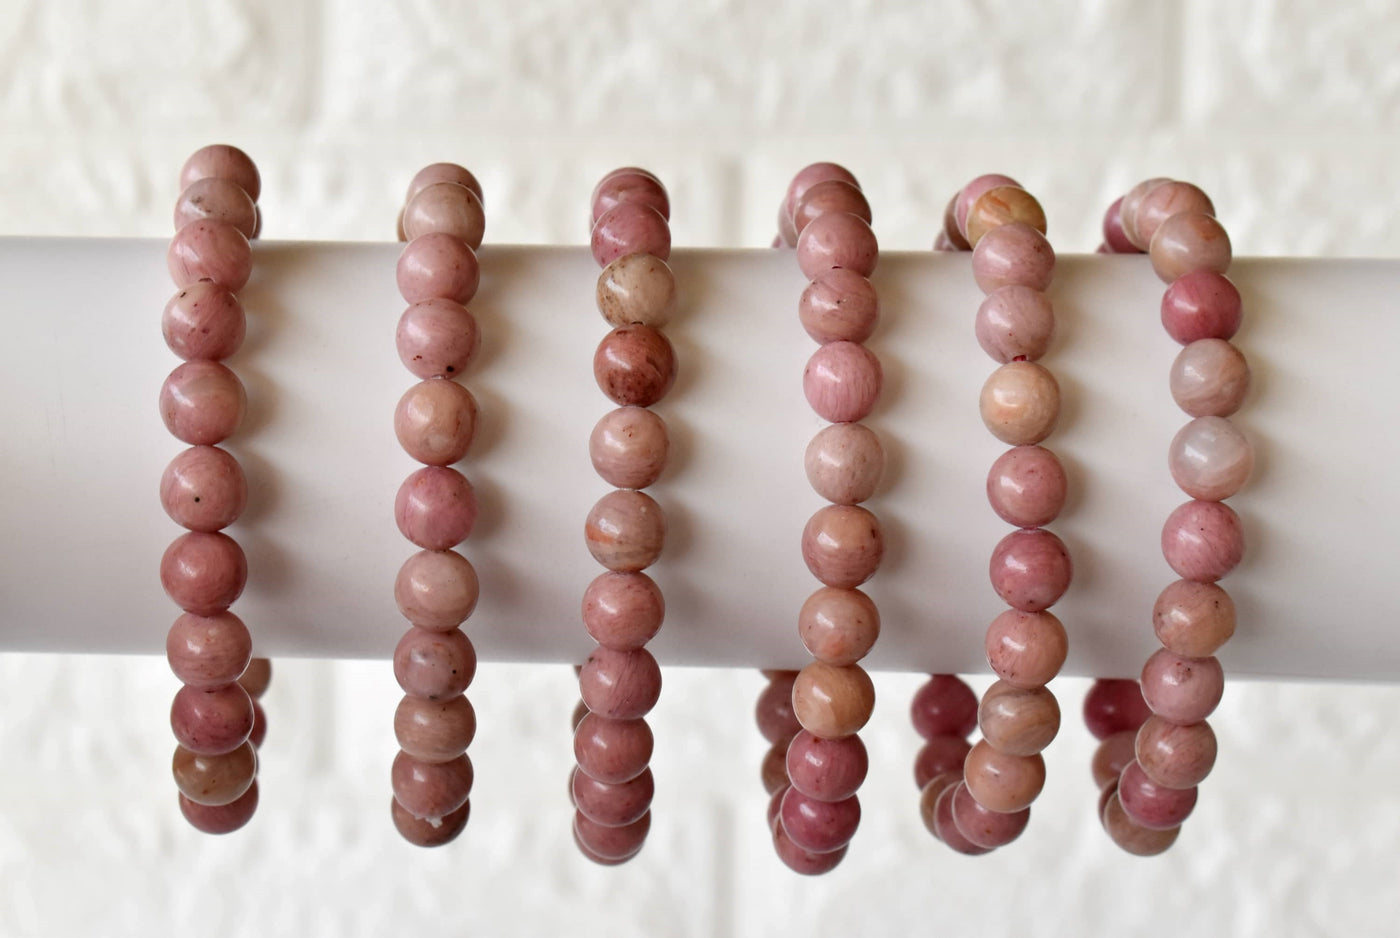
[590,406,668,489]
[910,674,979,739]
[796,212,878,279]
[167,220,252,291]
[1169,416,1253,502]
[574,714,653,784]
[1150,212,1232,283]
[784,163,861,219]
[955,173,1021,238]
[161,532,247,615]
[585,489,665,572]
[773,822,849,874]
[1098,780,1119,819]
[592,172,670,225]
[394,694,476,763]
[394,627,476,700]
[965,186,1047,248]
[402,182,485,249]
[1118,177,1172,247]
[1135,182,1216,249]
[978,680,1060,757]
[976,286,1055,363]
[162,282,245,362]
[979,361,1059,445]
[395,466,477,550]
[575,815,648,865]
[1102,196,1138,254]
[780,788,861,854]
[985,609,1068,688]
[160,446,246,532]
[803,342,882,424]
[571,699,589,732]
[804,424,883,506]
[1118,760,1198,830]
[248,700,266,748]
[1161,499,1245,582]
[392,751,473,821]
[1091,729,1139,789]
[170,682,253,755]
[160,361,246,445]
[238,658,271,698]
[396,298,480,379]
[756,672,801,744]
[786,730,868,802]
[180,145,261,202]
[572,767,655,828]
[180,781,257,834]
[798,586,880,666]
[1154,579,1236,659]
[1141,649,1225,724]
[989,528,1072,613]
[942,193,971,251]
[391,796,470,848]
[591,203,670,267]
[972,222,1055,293]
[167,611,252,689]
[406,163,483,206]
[394,379,478,466]
[1136,715,1217,789]
[579,647,662,719]
[172,741,256,806]
[1161,270,1243,345]
[582,571,664,650]
[761,742,790,795]
[1101,790,1179,856]
[952,781,1030,849]
[801,504,884,589]
[914,736,973,790]
[175,178,257,238]
[963,740,1046,813]
[918,771,962,834]
[767,786,787,832]
[596,253,678,329]
[1083,678,1152,740]
[777,202,798,248]
[1171,339,1251,418]
[799,267,879,345]
[792,662,875,739]
[594,325,677,407]
[394,549,479,632]
[986,445,1067,528]
[793,180,872,237]
[397,233,480,305]
[933,783,993,855]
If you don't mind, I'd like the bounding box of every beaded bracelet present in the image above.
[160,144,268,833]
[766,163,883,875]
[1095,180,1248,855]
[388,163,487,846]
[922,174,1071,853]
[569,167,676,865]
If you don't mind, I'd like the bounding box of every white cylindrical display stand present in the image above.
[0,238,1391,682]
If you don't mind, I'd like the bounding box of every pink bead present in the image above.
[1092,730,1139,789]
[801,505,884,589]
[985,445,1067,528]
[1153,579,1235,659]
[796,212,878,279]
[596,252,678,329]
[1101,790,1179,856]
[174,177,258,238]
[1136,715,1218,789]
[1168,416,1253,501]
[396,233,481,305]
[971,222,1054,293]
[395,466,477,550]
[919,771,961,832]
[1161,499,1245,582]
[590,406,669,490]
[160,361,246,446]
[1134,182,1215,248]
[394,694,476,763]
[575,810,650,863]
[955,174,1021,239]
[160,532,247,615]
[1118,177,1172,249]
[179,781,258,834]
[394,626,476,700]
[755,672,801,744]
[582,571,665,650]
[932,783,992,855]
[784,163,861,219]
[985,610,1068,688]
[584,490,665,572]
[779,788,861,854]
[1160,270,1242,344]
[803,341,882,423]
[167,220,252,291]
[785,730,868,802]
[579,647,662,720]
[170,682,254,755]
[988,528,1071,613]
[160,445,247,532]
[172,742,256,807]
[592,171,669,225]
[162,282,246,361]
[392,751,474,821]
[1117,760,1198,830]
[405,163,483,207]
[913,737,973,789]
[910,674,978,739]
[804,423,884,505]
[1083,678,1152,740]
[396,298,480,379]
[952,781,1030,849]
[180,145,261,202]
[402,182,485,249]
[238,658,272,698]
[593,325,677,408]
[777,201,798,248]
[773,822,849,874]
[571,767,654,828]
[591,203,670,267]
[793,180,872,237]
[975,286,1055,363]
[1171,339,1251,418]
[394,549,479,631]
[391,796,469,847]
[1150,212,1232,283]
[942,193,971,251]
[977,680,1061,756]
[798,586,880,665]
[1141,649,1224,724]
[573,714,653,784]
[1101,196,1138,253]
[247,699,267,748]
[799,268,879,345]
[166,611,252,689]
[394,379,478,466]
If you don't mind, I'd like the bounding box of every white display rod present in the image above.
[0,238,1390,683]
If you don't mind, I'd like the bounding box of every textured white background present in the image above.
[1,1,1399,935]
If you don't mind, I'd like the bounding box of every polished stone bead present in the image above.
[583,571,665,650]
[571,766,654,828]
[989,528,1072,612]
[397,233,480,305]
[402,182,485,248]
[170,682,254,755]
[159,361,246,446]
[801,505,883,588]
[393,627,476,700]
[797,586,880,665]
[162,282,246,361]
[175,177,258,238]
[574,714,653,784]
[579,647,662,719]
[779,788,860,854]
[394,694,476,763]
[963,740,1045,813]
[394,379,478,466]
[396,298,480,379]
[392,751,474,821]
[1141,649,1225,724]
[590,406,669,489]
[975,286,1055,363]
[792,662,875,739]
[1153,579,1236,658]
[979,361,1060,445]
[167,220,252,291]
[977,680,1061,756]
[1083,678,1152,740]
[1161,500,1245,582]
[172,741,256,806]
[160,446,247,532]
[585,489,665,572]
[179,780,258,834]
[160,532,247,615]
[910,674,979,739]
[394,550,479,631]
[785,729,868,802]
[1170,339,1251,417]
[803,341,882,423]
[1136,715,1218,789]
[180,145,261,202]
[799,268,879,345]
[594,325,677,407]
[986,445,1067,528]
[391,796,470,847]
[985,610,1068,688]
[166,611,252,689]
[804,423,884,505]
[395,466,477,550]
